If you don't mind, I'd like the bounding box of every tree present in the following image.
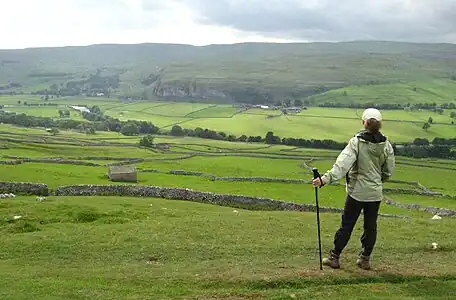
[428,117,433,124]
[413,138,430,146]
[227,135,237,142]
[423,122,431,132]
[283,98,292,107]
[90,105,102,115]
[294,99,303,107]
[450,112,456,119]
[58,110,64,118]
[238,135,248,142]
[170,125,184,136]
[139,135,154,147]
[120,122,139,136]
[265,131,281,144]
[86,127,96,135]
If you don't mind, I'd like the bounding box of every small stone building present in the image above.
[155,143,170,151]
[108,166,137,182]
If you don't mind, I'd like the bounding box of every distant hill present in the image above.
[1,41,456,105]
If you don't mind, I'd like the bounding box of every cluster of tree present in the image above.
[58,110,71,118]
[169,125,238,141]
[168,125,348,150]
[0,82,21,90]
[81,105,105,122]
[391,137,456,159]
[79,105,159,136]
[317,102,456,111]
[412,137,456,146]
[139,135,155,147]
[32,71,119,97]
[394,144,456,159]
[2,109,455,159]
[318,102,404,110]
[18,101,58,107]
[264,131,347,150]
[0,90,24,95]
[0,110,158,137]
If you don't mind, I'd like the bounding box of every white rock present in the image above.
[13,215,22,220]
[432,215,442,220]
[233,210,239,213]
[1,193,16,198]
[432,242,438,249]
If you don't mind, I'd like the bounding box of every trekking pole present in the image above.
[312,168,323,270]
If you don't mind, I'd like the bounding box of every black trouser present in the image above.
[332,195,381,257]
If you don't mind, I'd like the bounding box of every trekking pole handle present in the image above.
[312,168,324,188]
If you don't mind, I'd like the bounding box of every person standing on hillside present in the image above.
[312,108,395,270]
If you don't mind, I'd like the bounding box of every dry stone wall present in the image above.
[1,156,100,166]
[0,160,23,165]
[384,198,456,216]
[53,184,406,218]
[0,181,49,196]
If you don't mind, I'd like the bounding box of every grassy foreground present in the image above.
[1,196,455,300]
[1,123,456,299]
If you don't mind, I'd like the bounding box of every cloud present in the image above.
[2,0,289,49]
[181,0,456,43]
[1,0,455,49]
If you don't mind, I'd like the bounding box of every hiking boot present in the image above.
[322,251,340,269]
[356,253,371,270]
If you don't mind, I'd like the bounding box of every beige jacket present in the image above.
[321,130,395,202]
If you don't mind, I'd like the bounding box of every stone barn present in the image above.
[107,166,138,182]
[155,143,170,151]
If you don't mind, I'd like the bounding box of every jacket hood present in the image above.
[356,130,387,157]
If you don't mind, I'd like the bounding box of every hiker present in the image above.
[312,108,395,270]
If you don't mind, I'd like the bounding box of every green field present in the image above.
[2,96,455,143]
[1,127,456,299]
[2,40,456,299]
[313,79,456,105]
[1,196,455,300]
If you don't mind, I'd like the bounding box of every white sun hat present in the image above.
[362,108,382,121]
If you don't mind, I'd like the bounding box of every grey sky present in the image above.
[179,0,456,42]
[1,0,455,49]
